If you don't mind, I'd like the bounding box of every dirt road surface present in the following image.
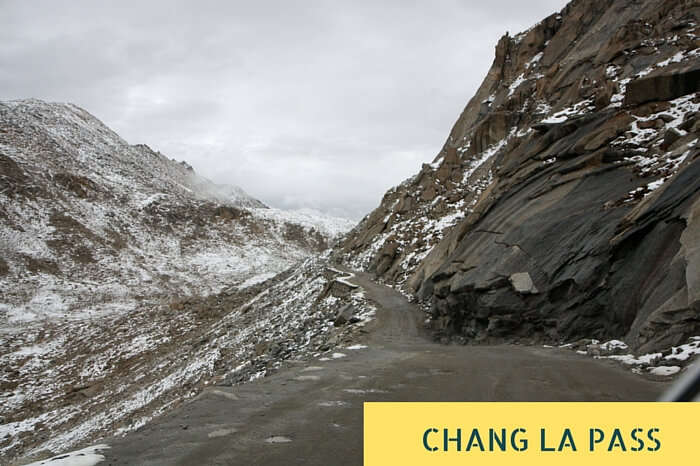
[103,271,666,465]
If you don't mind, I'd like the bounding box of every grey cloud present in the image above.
[1,0,569,220]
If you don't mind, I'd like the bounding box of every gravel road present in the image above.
[103,270,666,465]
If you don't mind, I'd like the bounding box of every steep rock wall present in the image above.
[336,0,700,351]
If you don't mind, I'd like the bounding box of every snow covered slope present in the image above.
[0,98,353,324]
[0,99,357,461]
[0,253,375,462]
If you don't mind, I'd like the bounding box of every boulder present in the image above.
[660,127,683,150]
[333,304,356,327]
[586,343,602,357]
[509,272,538,294]
[327,279,358,298]
[637,119,664,130]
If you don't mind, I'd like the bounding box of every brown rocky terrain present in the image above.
[336,0,700,354]
[0,99,352,314]
[0,100,357,461]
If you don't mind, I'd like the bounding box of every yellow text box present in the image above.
[364,402,698,465]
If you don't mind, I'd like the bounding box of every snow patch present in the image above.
[541,99,595,123]
[648,366,681,376]
[346,344,368,350]
[23,444,109,466]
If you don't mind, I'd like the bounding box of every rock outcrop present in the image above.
[336,0,700,352]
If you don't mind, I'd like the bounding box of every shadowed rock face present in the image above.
[624,64,700,106]
[336,0,700,352]
[422,144,699,353]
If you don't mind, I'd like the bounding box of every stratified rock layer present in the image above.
[337,0,700,352]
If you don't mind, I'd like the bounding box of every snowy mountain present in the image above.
[0,98,354,320]
[336,0,699,353]
[0,99,358,461]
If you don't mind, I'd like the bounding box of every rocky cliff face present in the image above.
[336,0,700,353]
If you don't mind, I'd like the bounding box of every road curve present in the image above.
[103,270,667,465]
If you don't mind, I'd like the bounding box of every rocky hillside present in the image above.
[0,99,354,320]
[336,0,700,354]
[0,99,362,460]
[0,252,376,461]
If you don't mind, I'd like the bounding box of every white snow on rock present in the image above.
[23,444,109,466]
[635,48,700,78]
[613,93,699,202]
[508,73,527,97]
[560,336,699,377]
[600,340,628,351]
[0,99,355,328]
[540,99,595,124]
[648,366,681,376]
[664,337,700,361]
[346,344,368,350]
[237,272,277,289]
[342,130,509,285]
[604,352,662,365]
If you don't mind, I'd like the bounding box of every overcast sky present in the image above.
[1,0,568,219]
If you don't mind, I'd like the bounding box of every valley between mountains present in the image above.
[2,0,700,464]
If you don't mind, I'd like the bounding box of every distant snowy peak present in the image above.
[128,143,266,209]
[250,207,356,240]
[189,177,268,209]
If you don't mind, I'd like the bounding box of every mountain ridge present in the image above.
[1,98,354,313]
[335,0,700,354]
[0,98,363,460]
